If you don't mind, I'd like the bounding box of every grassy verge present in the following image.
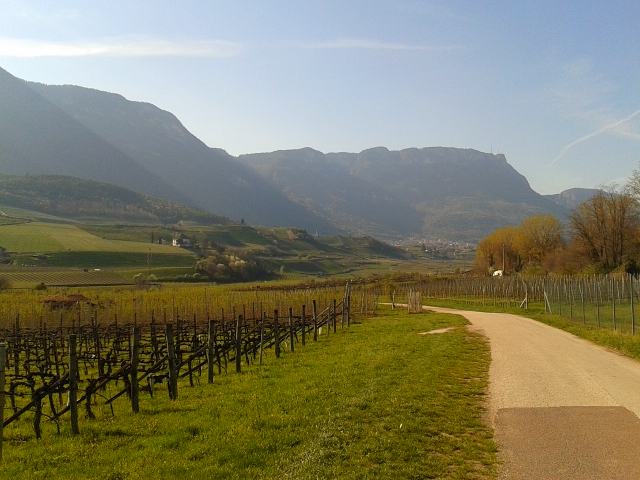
[423,298,640,362]
[1,307,497,479]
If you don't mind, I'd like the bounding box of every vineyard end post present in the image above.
[131,328,140,413]
[0,343,5,464]
[166,325,178,400]
[69,334,79,435]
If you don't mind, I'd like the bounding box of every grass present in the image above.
[1,307,497,479]
[0,222,192,255]
[77,225,177,244]
[422,297,640,363]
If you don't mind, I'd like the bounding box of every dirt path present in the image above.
[425,306,640,480]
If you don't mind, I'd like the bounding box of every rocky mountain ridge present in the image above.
[0,66,586,241]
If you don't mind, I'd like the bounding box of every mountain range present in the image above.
[0,174,232,225]
[0,66,598,241]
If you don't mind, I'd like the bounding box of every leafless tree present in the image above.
[569,184,638,271]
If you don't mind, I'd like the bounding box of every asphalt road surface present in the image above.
[425,307,640,480]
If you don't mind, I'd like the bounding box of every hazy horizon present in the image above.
[1,0,638,195]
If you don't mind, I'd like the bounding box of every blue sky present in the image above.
[0,0,638,194]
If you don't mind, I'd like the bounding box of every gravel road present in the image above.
[425,307,640,480]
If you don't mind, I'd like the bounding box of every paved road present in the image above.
[425,307,640,480]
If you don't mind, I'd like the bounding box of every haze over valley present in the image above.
[0,66,596,243]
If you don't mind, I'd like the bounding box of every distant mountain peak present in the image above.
[1,65,577,241]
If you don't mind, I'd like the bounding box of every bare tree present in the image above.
[569,184,638,271]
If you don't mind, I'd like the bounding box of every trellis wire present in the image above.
[390,274,640,335]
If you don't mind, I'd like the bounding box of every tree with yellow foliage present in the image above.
[474,225,520,273]
[513,215,564,268]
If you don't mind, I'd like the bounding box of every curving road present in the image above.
[425,307,640,480]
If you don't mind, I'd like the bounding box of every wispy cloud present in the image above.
[0,36,243,58]
[301,38,464,52]
[552,107,640,165]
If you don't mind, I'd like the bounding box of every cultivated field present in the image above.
[0,270,130,286]
[0,222,191,255]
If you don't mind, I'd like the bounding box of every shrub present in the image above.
[0,276,11,292]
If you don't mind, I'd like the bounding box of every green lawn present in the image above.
[0,222,192,255]
[1,307,497,479]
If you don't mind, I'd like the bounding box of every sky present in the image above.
[0,0,638,195]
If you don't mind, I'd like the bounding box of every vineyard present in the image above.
[0,270,130,287]
[0,281,387,460]
[392,274,640,334]
[8,272,636,464]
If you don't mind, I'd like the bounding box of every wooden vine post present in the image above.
[274,310,280,358]
[235,315,243,373]
[131,328,140,413]
[0,342,5,464]
[312,301,318,342]
[207,319,215,384]
[301,305,306,346]
[69,334,79,435]
[288,308,294,353]
[259,313,265,366]
[631,275,636,336]
[166,324,178,400]
[347,282,351,326]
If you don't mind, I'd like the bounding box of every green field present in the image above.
[0,307,497,479]
[0,219,476,286]
[0,222,192,255]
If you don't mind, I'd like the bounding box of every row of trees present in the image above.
[475,169,640,275]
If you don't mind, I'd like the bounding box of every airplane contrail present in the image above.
[551,107,640,165]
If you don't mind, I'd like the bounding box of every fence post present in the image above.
[287,308,293,353]
[596,280,601,328]
[131,328,140,413]
[166,324,178,400]
[0,342,5,464]
[347,283,351,327]
[558,283,562,317]
[333,300,337,333]
[581,281,585,324]
[612,278,617,331]
[207,319,215,384]
[235,315,243,373]
[69,334,79,435]
[631,275,635,335]
[301,305,306,346]
[312,301,318,342]
[274,310,280,358]
[259,314,265,366]
[569,280,573,321]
